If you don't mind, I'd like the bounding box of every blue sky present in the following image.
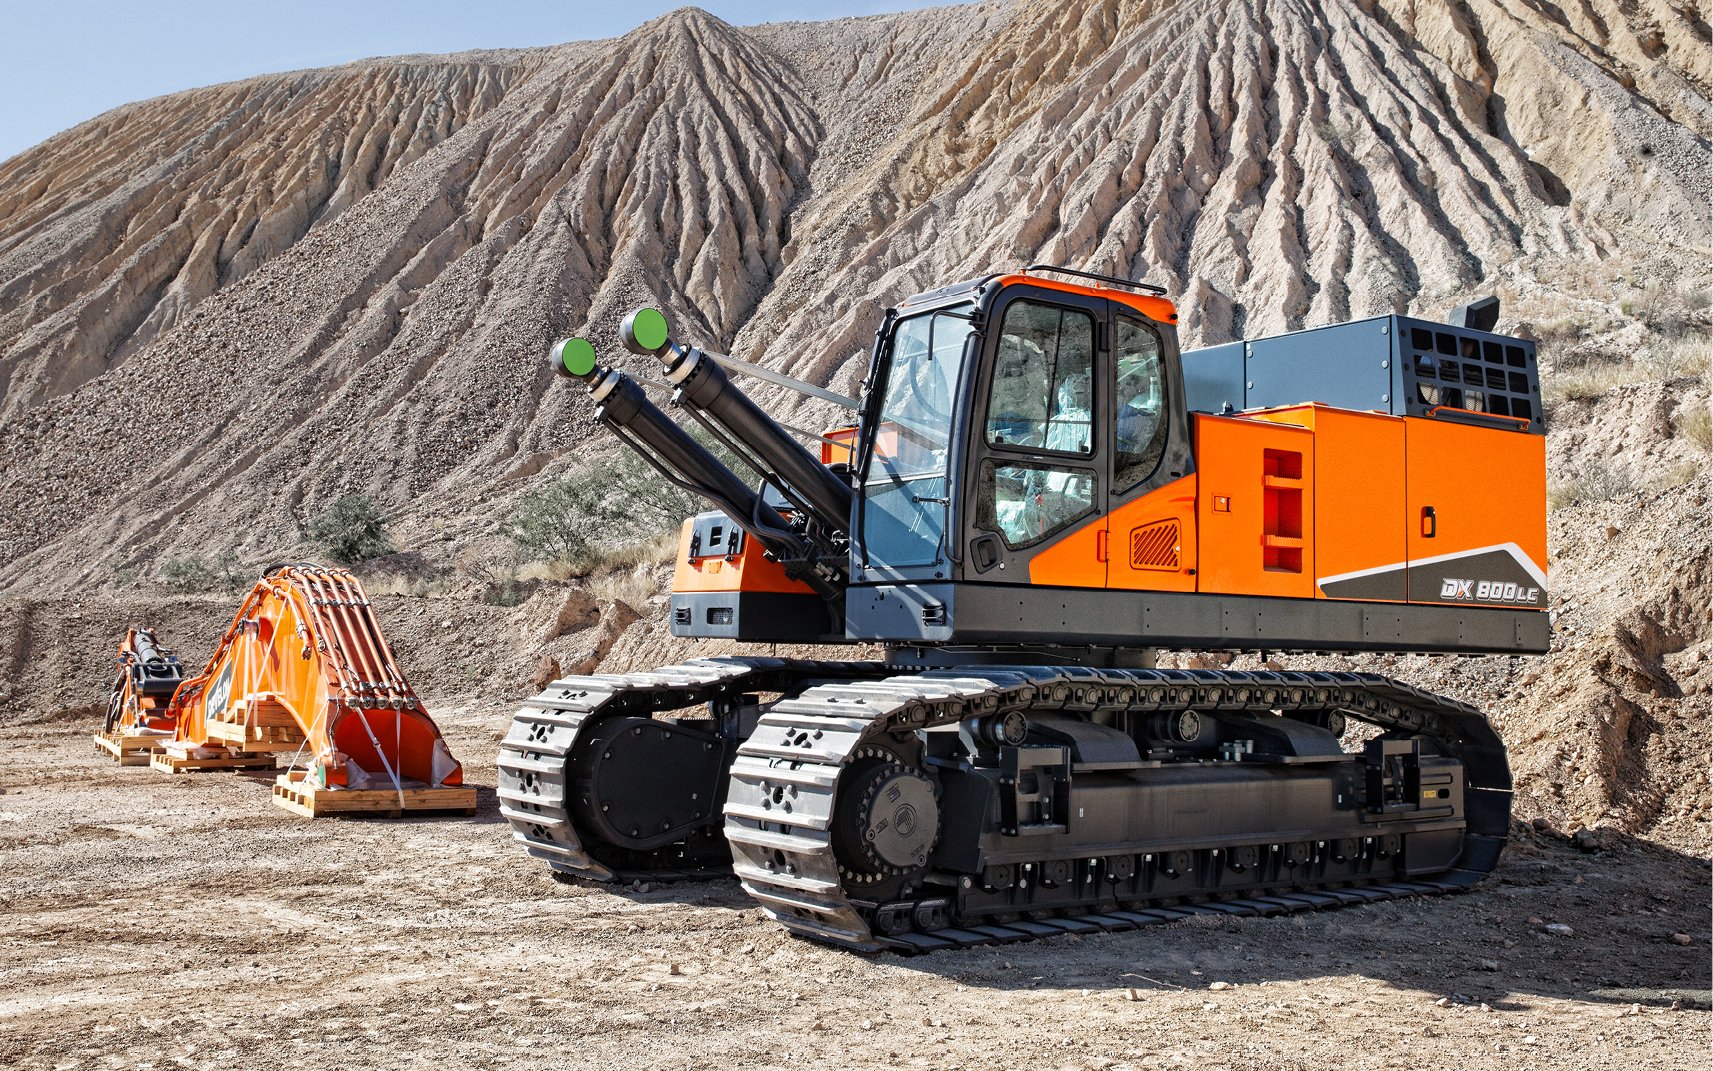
[0,1,955,163]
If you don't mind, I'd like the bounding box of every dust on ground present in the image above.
[1,706,1706,1071]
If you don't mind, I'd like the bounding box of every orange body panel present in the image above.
[1194,415,1317,599]
[1403,417,1548,603]
[1022,476,1201,590]
[1248,405,1409,601]
[164,566,464,789]
[1024,508,1108,587]
[672,517,818,595]
[974,395,1545,613]
[1103,475,1199,592]
[820,426,858,466]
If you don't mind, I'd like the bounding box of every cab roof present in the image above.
[894,269,1178,326]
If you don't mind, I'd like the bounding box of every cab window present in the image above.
[1114,315,1167,489]
[977,459,1095,549]
[985,300,1094,454]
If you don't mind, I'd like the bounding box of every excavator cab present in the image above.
[844,267,1548,661]
[846,269,1194,654]
[853,270,1194,592]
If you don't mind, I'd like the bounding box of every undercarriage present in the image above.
[498,657,1509,952]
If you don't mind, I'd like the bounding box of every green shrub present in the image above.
[509,450,705,569]
[309,494,393,564]
[508,477,602,567]
[159,553,246,593]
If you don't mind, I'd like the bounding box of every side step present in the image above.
[271,770,477,818]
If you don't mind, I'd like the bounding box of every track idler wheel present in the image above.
[833,744,941,894]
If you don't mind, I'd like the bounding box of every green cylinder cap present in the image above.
[554,337,598,378]
[626,307,670,353]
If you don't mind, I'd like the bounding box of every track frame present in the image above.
[724,667,1509,952]
[498,662,1508,954]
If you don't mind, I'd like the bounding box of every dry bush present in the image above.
[1532,316,1584,346]
[1636,331,1712,382]
[518,559,582,583]
[1674,402,1712,452]
[1546,363,1626,404]
[1616,280,1705,336]
[159,553,247,593]
[582,530,677,610]
[598,529,680,571]
[1547,459,1638,510]
[1646,459,1704,493]
[1545,330,1711,404]
[588,562,664,612]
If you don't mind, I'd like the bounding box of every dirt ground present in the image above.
[2,704,1706,1071]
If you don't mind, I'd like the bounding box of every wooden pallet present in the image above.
[92,731,169,766]
[271,771,477,818]
[149,749,278,774]
[204,693,307,753]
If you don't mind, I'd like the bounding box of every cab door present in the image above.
[1104,306,1199,592]
[962,285,1110,587]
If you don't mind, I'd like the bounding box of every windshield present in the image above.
[860,306,973,569]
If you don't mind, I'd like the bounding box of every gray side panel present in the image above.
[1243,317,1396,413]
[1181,340,1246,415]
[1186,316,1541,433]
[846,584,955,643]
[856,582,1550,655]
[1320,565,1410,602]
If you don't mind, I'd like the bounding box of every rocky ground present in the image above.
[1,467,1706,1069]
[0,708,1706,1071]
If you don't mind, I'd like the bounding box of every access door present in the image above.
[1104,306,1199,593]
[963,285,1110,586]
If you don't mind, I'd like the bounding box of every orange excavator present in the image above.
[104,563,474,817]
[499,265,1548,952]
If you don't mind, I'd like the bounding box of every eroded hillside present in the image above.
[0,0,1705,585]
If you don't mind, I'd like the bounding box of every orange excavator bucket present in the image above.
[119,563,475,817]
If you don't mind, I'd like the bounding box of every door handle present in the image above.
[1421,506,1437,538]
[1096,530,1108,563]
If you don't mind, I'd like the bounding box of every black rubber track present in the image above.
[724,666,1510,952]
[496,658,892,881]
[498,661,1510,953]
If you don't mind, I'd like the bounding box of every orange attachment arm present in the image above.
[105,626,184,736]
[166,565,464,789]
